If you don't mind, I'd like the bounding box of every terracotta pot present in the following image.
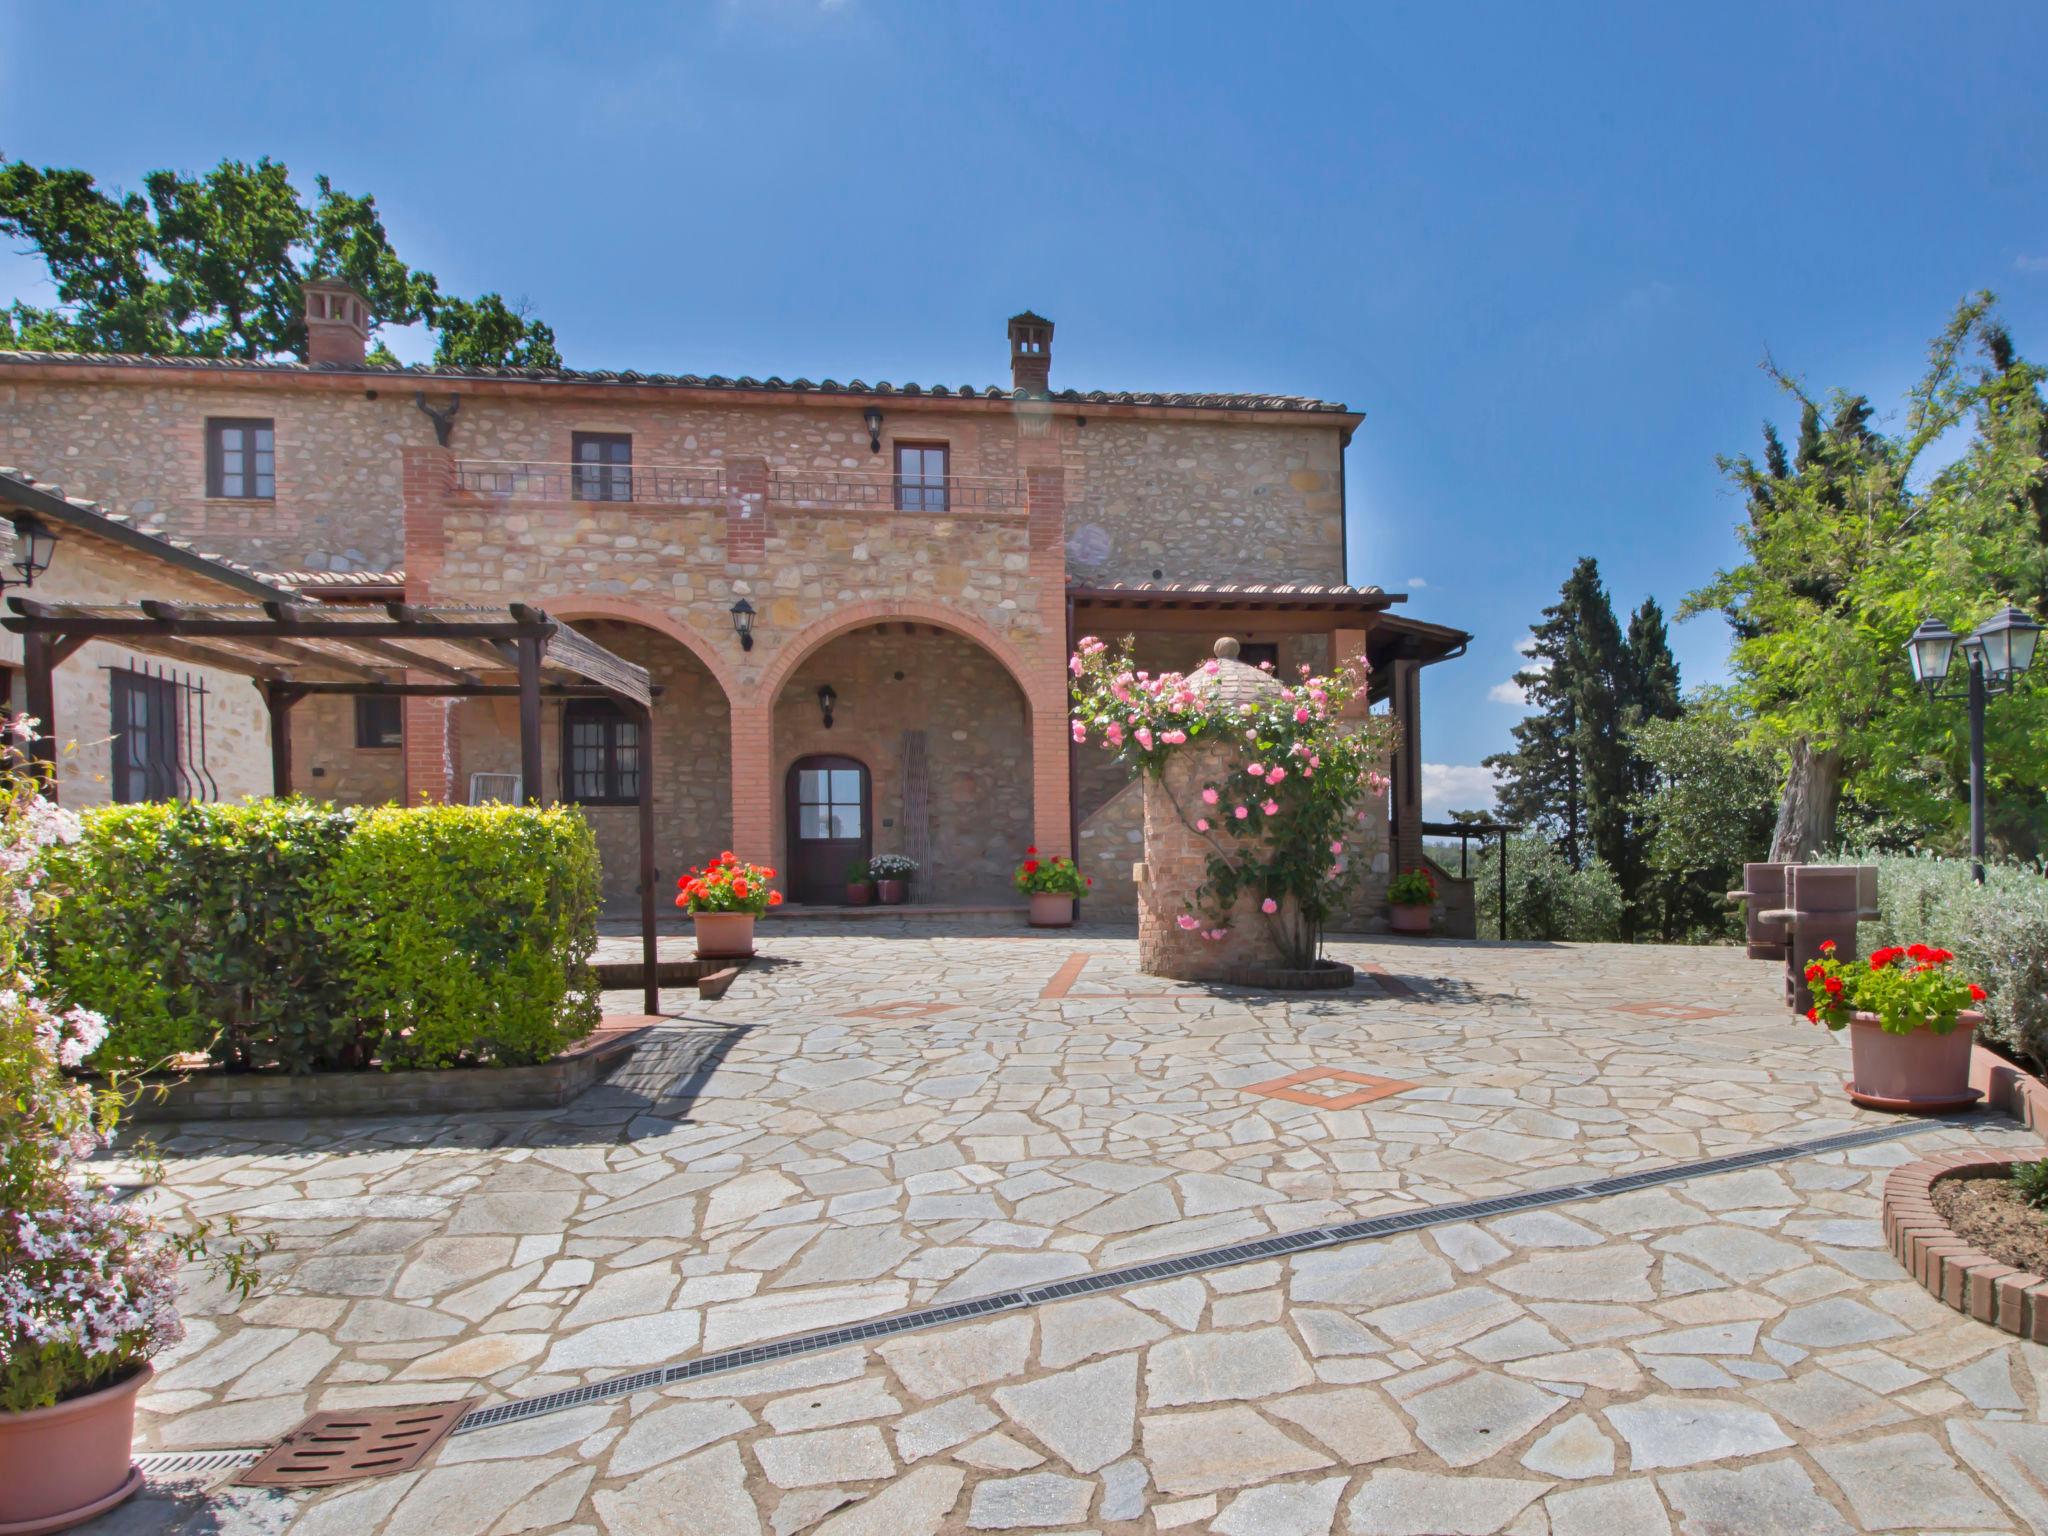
[1029,892,1075,927]
[1388,903,1432,934]
[693,911,756,958]
[844,882,874,906]
[1844,1009,1983,1112]
[876,879,908,905]
[0,1364,149,1534]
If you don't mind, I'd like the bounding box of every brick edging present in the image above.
[1883,1150,2048,1338]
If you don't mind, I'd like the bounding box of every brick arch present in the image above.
[758,599,1049,719]
[540,596,739,703]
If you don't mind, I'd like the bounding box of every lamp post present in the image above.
[1906,607,2043,883]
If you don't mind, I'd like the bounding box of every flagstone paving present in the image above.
[89,926,2048,1532]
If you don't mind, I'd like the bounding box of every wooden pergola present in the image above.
[1,598,662,1012]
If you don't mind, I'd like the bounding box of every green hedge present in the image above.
[40,800,599,1074]
[1859,851,2048,1068]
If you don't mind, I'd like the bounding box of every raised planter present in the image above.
[121,1022,649,1124]
[1224,959,1356,991]
[875,879,908,905]
[1885,1151,2047,1339]
[0,1364,149,1535]
[1388,904,1432,935]
[1845,1009,1983,1112]
[693,911,756,959]
[590,954,745,1000]
[1028,892,1075,928]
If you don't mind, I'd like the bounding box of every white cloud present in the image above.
[1515,635,1539,657]
[1488,678,1528,705]
[1406,575,1428,589]
[1422,763,1499,820]
[2015,254,2048,273]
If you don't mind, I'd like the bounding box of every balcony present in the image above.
[453,459,728,505]
[769,468,1027,516]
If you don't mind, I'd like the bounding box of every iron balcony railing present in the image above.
[768,468,1028,514]
[454,460,728,504]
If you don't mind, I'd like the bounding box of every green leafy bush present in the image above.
[2012,1159,2048,1211]
[1859,851,2048,1067]
[40,799,361,1073]
[40,799,599,1074]
[320,804,600,1068]
[1472,833,1626,942]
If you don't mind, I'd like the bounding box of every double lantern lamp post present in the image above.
[1904,606,2043,884]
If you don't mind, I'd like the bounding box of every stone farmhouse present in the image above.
[0,291,1468,920]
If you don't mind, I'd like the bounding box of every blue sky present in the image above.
[4,1,2046,814]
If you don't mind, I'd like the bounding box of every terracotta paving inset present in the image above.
[1614,1001,1733,1021]
[1038,951,1205,1001]
[839,1000,963,1021]
[1242,1065,1420,1108]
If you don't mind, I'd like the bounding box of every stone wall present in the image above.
[293,696,405,806]
[773,625,1032,904]
[1077,777,1143,918]
[1071,419,1346,586]
[454,619,733,911]
[0,532,270,808]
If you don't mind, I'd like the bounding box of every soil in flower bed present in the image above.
[1932,1173,2048,1275]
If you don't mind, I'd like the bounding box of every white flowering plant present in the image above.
[1070,639,1398,967]
[0,726,258,1413]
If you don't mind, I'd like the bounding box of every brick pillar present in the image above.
[1390,657,1422,868]
[400,445,459,803]
[730,697,775,871]
[1025,466,1073,858]
[726,456,769,565]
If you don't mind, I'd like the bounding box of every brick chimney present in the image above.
[1008,311,1053,395]
[303,278,372,366]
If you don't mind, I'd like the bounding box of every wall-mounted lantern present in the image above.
[817,683,838,729]
[863,406,883,455]
[4,517,58,590]
[729,597,755,652]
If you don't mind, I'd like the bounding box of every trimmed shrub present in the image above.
[1859,851,2048,1067]
[324,804,600,1069]
[40,799,599,1074]
[40,799,361,1073]
[1472,833,1626,942]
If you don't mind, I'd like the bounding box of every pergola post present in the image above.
[264,682,299,797]
[517,635,544,805]
[634,698,659,1015]
[23,630,57,799]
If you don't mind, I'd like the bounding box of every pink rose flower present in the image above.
[1176,913,1200,931]
[1071,719,1088,743]
[1105,722,1123,746]
[1261,799,1279,816]
[1234,806,1249,820]
[1195,818,1210,831]
[1266,766,1286,783]
[1248,762,1264,776]
[1330,840,1343,855]
[1202,788,1220,805]
[1261,897,1279,914]
[1135,727,1154,750]
[1294,707,1310,723]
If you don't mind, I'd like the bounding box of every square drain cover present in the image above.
[236,1398,477,1488]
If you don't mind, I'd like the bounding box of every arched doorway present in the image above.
[785,755,871,904]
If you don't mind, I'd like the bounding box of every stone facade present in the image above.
[0,530,271,808]
[0,312,1404,907]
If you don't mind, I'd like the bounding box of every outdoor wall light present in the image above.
[1905,606,2043,882]
[3,516,57,590]
[817,683,837,729]
[729,597,755,652]
[863,406,883,454]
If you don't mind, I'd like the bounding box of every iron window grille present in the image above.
[108,661,216,802]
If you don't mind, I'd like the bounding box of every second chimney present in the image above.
[303,278,372,366]
[1008,311,1053,394]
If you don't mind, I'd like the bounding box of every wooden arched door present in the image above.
[786,755,871,904]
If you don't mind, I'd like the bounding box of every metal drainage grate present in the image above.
[446,1115,1952,1440]
[237,1399,476,1488]
[135,1447,265,1484]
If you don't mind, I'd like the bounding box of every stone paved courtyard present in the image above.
[89,926,2048,1534]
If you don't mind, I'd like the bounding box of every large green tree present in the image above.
[0,154,558,368]
[1629,689,1780,940]
[1686,296,2048,860]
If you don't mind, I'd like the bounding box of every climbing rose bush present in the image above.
[2,727,256,1412]
[677,852,783,915]
[1070,639,1398,966]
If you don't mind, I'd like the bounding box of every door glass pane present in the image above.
[799,768,827,804]
[799,804,828,839]
[829,804,862,838]
[829,769,861,803]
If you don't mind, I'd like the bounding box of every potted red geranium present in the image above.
[1805,940,1987,1112]
[1386,867,1437,934]
[677,852,782,957]
[1015,847,1089,927]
